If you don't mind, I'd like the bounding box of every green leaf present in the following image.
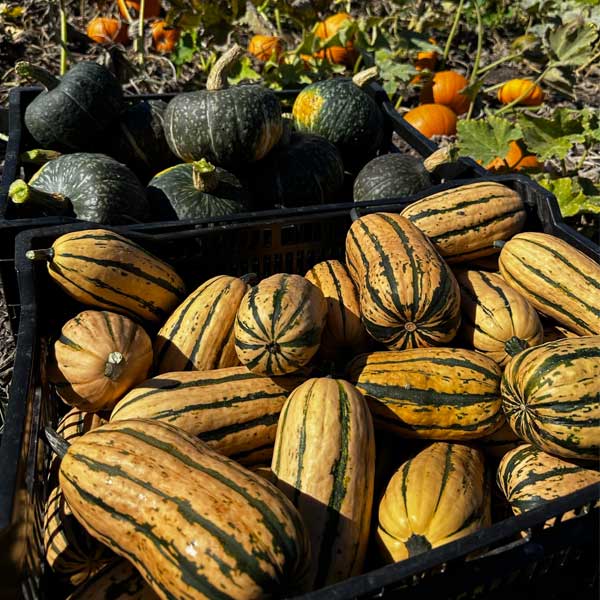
[546,20,599,66]
[227,56,261,85]
[538,175,600,217]
[517,109,587,161]
[170,31,198,66]
[456,116,522,165]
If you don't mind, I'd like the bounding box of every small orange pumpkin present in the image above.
[151,19,179,54]
[314,12,357,66]
[117,0,161,20]
[415,37,438,71]
[497,79,544,106]
[248,34,283,62]
[485,140,542,172]
[86,17,128,45]
[420,70,470,115]
[403,103,457,138]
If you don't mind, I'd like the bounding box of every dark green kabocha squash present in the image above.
[353,153,433,203]
[16,61,123,152]
[108,99,177,183]
[164,45,283,169]
[292,67,385,172]
[248,130,344,208]
[148,159,250,220]
[9,153,149,223]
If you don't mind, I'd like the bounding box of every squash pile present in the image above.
[31,176,600,598]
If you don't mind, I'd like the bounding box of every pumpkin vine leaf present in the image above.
[545,20,599,67]
[456,115,522,165]
[538,175,600,218]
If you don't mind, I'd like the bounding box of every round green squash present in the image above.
[148,159,250,221]
[353,153,432,203]
[249,131,344,208]
[292,67,385,172]
[9,153,149,223]
[108,99,177,183]
[163,45,283,169]
[18,61,123,152]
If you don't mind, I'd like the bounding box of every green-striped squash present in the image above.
[154,275,249,374]
[498,232,600,336]
[377,442,490,563]
[44,486,114,585]
[400,181,526,263]
[347,348,503,439]
[502,336,600,461]
[456,270,544,366]
[346,212,461,349]
[235,273,327,376]
[272,378,375,590]
[110,366,303,465]
[497,444,600,520]
[57,419,310,599]
[26,229,185,324]
[67,559,159,599]
[304,260,369,360]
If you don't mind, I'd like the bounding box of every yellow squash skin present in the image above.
[304,260,369,359]
[498,232,600,335]
[54,310,153,412]
[35,229,186,324]
[456,270,544,366]
[377,442,490,563]
[346,213,461,349]
[234,273,327,376]
[497,444,600,520]
[271,378,375,590]
[154,275,249,374]
[400,182,526,263]
[59,419,311,600]
[110,366,304,465]
[347,348,503,439]
[502,336,600,461]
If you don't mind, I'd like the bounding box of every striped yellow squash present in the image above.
[498,232,600,335]
[67,559,158,599]
[456,270,544,366]
[502,335,600,461]
[57,419,310,599]
[497,444,600,519]
[235,273,327,376]
[44,486,114,585]
[272,378,375,590]
[110,366,303,465]
[304,260,370,360]
[347,348,503,439]
[400,181,526,263]
[377,442,490,563]
[346,213,461,349]
[154,274,249,374]
[26,229,185,324]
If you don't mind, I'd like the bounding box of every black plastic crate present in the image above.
[0,174,598,598]
[0,84,485,335]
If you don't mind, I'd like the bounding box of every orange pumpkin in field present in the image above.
[117,0,161,20]
[486,140,542,172]
[497,79,544,106]
[248,35,283,62]
[415,38,438,71]
[420,70,470,115]
[86,17,128,45]
[314,12,357,66]
[151,20,179,54]
[403,104,457,138]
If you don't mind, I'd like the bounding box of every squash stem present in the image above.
[206,45,245,91]
[26,248,55,261]
[423,146,459,172]
[192,160,219,192]
[105,352,124,379]
[352,66,378,88]
[9,179,73,215]
[15,61,60,90]
[505,336,529,357]
[45,426,71,459]
[20,149,62,165]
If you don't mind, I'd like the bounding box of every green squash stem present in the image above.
[9,179,72,215]
[20,149,62,165]
[26,248,55,261]
[45,426,71,459]
[351,66,379,89]
[15,61,60,90]
[192,159,219,193]
[206,44,245,91]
